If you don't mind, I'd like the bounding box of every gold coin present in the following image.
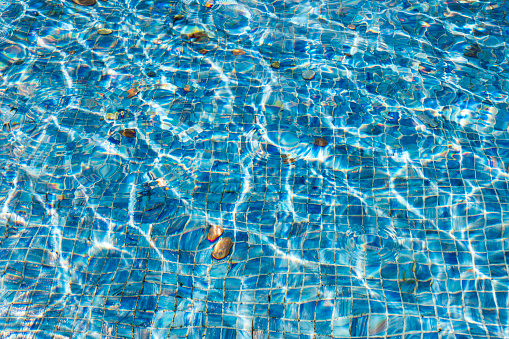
[72,0,96,6]
[98,28,113,35]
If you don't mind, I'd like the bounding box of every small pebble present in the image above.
[198,49,209,54]
[271,61,280,69]
[281,154,296,164]
[232,49,246,56]
[105,112,118,120]
[98,28,113,35]
[302,70,315,80]
[147,71,156,77]
[72,0,96,5]
[117,110,128,119]
[121,129,136,138]
[13,59,24,65]
[212,237,233,260]
[207,225,223,242]
[473,27,487,37]
[463,44,481,58]
[126,87,139,98]
[188,31,208,43]
[173,14,184,21]
[314,137,328,147]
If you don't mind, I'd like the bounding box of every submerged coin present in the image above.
[302,70,315,80]
[463,44,481,58]
[281,154,296,164]
[173,14,184,21]
[207,225,223,242]
[271,61,280,69]
[212,237,233,260]
[188,31,209,43]
[147,71,156,77]
[232,49,246,56]
[314,137,328,147]
[98,28,113,35]
[105,112,118,120]
[126,87,139,98]
[71,0,97,6]
[117,110,128,119]
[121,129,136,138]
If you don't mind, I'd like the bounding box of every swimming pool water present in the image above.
[1,0,509,338]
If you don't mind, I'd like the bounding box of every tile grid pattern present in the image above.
[0,0,509,338]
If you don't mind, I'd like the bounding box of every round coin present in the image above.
[71,0,97,6]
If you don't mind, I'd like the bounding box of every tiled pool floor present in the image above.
[1,0,509,338]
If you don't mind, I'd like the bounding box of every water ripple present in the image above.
[2,0,509,337]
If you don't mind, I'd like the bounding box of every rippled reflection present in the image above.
[1,0,509,337]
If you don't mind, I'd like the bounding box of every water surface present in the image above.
[1,0,509,338]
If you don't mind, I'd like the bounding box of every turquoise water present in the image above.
[1,0,509,337]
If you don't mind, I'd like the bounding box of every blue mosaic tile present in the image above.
[2,0,509,337]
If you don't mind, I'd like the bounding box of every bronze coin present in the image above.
[232,49,246,56]
[72,0,97,6]
[314,137,328,147]
[121,129,136,138]
[126,87,139,98]
[188,31,209,44]
[98,28,113,35]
